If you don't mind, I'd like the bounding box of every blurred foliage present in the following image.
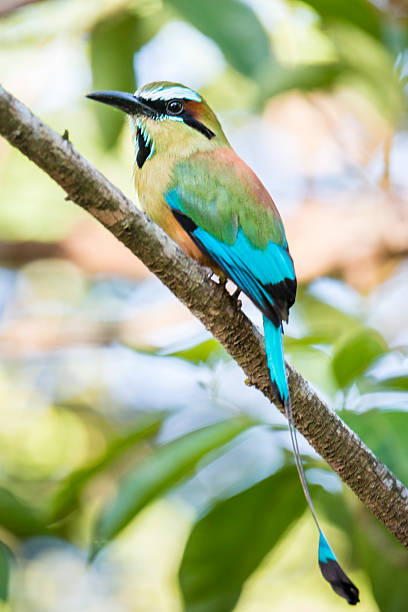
[50,411,166,522]
[91,417,253,558]
[0,0,408,609]
[0,488,47,538]
[0,543,11,603]
[4,0,400,147]
[90,11,140,149]
[0,264,406,609]
[90,8,166,148]
[164,337,229,366]
[299,0,383,38]
[166,0,272,79]
[332,327,388,388]
[179,466,305,612]
[84,0,408,148]
[85,0,408,145]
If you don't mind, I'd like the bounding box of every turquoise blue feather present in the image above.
[263,315,288,403]
[319,530,336,563]
[165,187,295,327]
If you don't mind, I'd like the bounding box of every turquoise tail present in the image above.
[318,530,359,604]
[263,315,288,405]
[263,315,359,605]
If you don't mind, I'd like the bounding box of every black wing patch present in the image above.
[172,209,198,233]
[265,278,296,323]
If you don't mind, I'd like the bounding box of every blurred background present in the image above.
[0,0,408,610]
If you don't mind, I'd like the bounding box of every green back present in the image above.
[169,150,286,250]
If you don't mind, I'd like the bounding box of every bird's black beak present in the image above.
[86,90,154,117]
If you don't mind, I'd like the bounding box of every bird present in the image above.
[87,81,359,605]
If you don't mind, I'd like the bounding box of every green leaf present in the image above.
[91,417,253,558]
[332,327,388,388]
[285,345,337,397]
[338,409,408,485]
[0,488,46,537]
[354,514,408,612]
[0,542,11,602]
[166,0,272,79]
[165,338,229,366]
[50,412,165,522]
[90,11,163,148]
[284,334,333,349]
[295,291,361,343]
[179,466,305,612]
[297,0,382,40]
[259,62,345,104]
[358,375,408,394]
[327,22,406,122]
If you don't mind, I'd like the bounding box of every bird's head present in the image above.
[87,81,228,168]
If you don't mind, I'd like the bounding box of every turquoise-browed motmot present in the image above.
[87,81,359,605]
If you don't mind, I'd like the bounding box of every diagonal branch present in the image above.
[1,83,407,548]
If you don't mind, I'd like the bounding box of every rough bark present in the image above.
[1,83,407,548]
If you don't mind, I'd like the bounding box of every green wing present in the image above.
[168,149,287,250]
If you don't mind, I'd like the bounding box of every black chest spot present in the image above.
[136,128,152,168]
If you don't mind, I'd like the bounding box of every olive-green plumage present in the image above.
[170,149,286,249]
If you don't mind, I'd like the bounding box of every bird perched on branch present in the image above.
[87,81,359,605]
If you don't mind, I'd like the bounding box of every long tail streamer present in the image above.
[263,316,360,605]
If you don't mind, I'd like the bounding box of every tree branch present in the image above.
[1,84,407,548]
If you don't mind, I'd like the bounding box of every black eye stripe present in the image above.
[182,111,215,140]
[138,96,215,140]
[138,97,167,115]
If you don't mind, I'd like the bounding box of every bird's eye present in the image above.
[166,99,184,115]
